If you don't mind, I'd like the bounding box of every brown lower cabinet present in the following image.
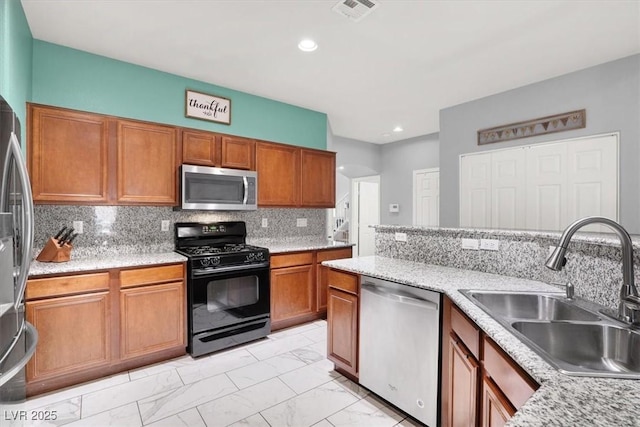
[270,247,352,331]
[326,268,359,378]
[442,297,539,427]
[25,263,186,396]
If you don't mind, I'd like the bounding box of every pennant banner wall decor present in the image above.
[477,110,586,145]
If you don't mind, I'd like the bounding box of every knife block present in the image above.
[36,237,72,263]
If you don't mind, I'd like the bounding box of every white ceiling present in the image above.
[21,0,640,144]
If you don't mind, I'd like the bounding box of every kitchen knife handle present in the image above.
[53,226,67,240]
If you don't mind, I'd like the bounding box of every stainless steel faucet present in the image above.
[545,216,640,324]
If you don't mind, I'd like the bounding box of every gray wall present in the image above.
[332,135,382,200]
[380,133,439,225]
[439,54,640,232]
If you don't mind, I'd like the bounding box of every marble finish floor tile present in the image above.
[176,349,257,384]
[146,408,206,427]
[328,394,405,427]
[138,373,237,424]
[16,321,410,427]
[260,379,360,426]
[81,369,183,418]
[226,352,307,389]
[197,377,296,427]
[278,358,342,394]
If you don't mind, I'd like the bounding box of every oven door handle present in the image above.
[192,262,270,275]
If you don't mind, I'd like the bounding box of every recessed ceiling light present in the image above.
[393,126,403,133]
[338,166,345,170]
[298,39,318,52]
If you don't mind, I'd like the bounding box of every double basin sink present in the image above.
[462,290,640,378]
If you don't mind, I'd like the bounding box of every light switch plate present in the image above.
[262,218,268,228]
[297,218,307,227]
[73,221,83,234]
[461,238,479,250]
[394,232,407,242]
[161,220,170,232]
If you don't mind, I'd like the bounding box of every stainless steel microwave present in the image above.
[181,165,257,211]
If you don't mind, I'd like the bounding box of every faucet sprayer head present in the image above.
[546,246,568,271]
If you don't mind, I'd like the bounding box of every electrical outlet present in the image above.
[480,239,500,251]
[73,221,83,234]
[394,232,407,242]
[461,238,480,250]
[161,220,170,232]
[262,218,268,228]
[297,218,307,227]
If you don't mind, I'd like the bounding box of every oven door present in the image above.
[189,264,270,336]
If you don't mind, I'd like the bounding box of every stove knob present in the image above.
[200,258,210,267]
[211,256,221,266]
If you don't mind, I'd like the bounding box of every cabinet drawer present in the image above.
[120,264,184,288]
[316,247,353,263]
[26,272,110,300]
[451,304,480,359]
[327,269,358,295]
[270,252,314,268]
[483,336,538,410]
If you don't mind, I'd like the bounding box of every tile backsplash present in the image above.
[34,206,327,258]
[375,225,640,312]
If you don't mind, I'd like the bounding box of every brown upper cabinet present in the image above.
[116,120,177,204]
[29,103,334,208]
[256,141,301,206]
[182,130,255,170]
[301,148,335,207]
[28,104,179,206]
[28,105,110,204]
[256,141,336,208]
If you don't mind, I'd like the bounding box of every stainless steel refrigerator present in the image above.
[0,96,37,402]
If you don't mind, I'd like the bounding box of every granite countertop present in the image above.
[27,237,352,277]
[322,256,640,427]
[248,237,354,254]
[29,252,187,277]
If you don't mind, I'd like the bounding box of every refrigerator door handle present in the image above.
[7,132,34,310]
[0,322,38,388]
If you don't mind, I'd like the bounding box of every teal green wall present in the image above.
[32,41,327,149]
[0,0,33,142]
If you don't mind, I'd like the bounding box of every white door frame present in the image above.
[413,168,440,225]
[350,175,380,256]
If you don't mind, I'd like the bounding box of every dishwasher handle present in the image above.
[361,282,438,310]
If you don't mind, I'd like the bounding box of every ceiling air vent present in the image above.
[332,0,379,22]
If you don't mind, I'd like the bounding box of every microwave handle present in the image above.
[242,176,249,204]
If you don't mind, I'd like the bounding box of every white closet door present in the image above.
[491,149,526,229]
[566,134,618,231]
[460,153,491,228]
[414,169,440,226]
[525,143,568,231]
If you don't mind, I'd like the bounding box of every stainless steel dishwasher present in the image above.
[359,275,441,426]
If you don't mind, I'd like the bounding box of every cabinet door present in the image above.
[481,376,515,427]
[316,248,353,313]
[327,287,358,376]
[256,141,300,206]
[26,292,111,382]
[270,264,315,324]
[301,149,335,207]
[449,335,479,427]
[28,105,109,203]
[182,130,218,166]
[120,281,185,360]
[221,136,255,170]
[116,120,178,205]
